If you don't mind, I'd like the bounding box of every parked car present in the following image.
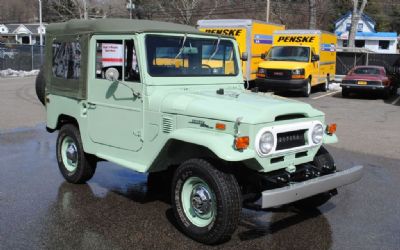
[36,19,363,244]
[341,65,398,99]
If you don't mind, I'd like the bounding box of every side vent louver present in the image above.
[162,117,173,133]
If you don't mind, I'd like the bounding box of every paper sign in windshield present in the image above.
[102,43,124,67]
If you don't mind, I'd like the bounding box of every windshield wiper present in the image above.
[174,33,187,59]
[208,36,221,61]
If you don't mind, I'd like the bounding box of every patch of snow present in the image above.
[329,82,341,91]
[0,69,39,78]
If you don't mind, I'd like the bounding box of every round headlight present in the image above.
[259,132,274,154]
[312,124,324,144]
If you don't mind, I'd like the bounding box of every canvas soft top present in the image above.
[47,18,206,36]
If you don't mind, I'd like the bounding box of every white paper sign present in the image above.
[102,43,124,67]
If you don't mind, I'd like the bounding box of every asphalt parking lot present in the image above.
[1,77,399,249]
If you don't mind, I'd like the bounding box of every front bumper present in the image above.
[256,165,363,209]
[255,78,308,91]
[341,83,388,91]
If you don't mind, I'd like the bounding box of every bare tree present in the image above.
[44,0,90,21]
[309,0,317,29]
[153,0,220,25]
[348,0,367,47]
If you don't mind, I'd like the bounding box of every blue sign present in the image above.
[254,34,273,44]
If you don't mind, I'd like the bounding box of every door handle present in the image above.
[87,102,97,109]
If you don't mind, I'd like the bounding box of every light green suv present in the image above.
[37,19,363,244]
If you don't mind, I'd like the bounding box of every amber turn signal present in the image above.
[215,123,226,130]
[326,123,337,135]
[235,136,249,150]
[292,75,305,79]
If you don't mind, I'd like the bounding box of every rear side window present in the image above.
[52,41,81,79]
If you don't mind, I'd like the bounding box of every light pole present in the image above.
[39,0,43,46]
[266,0,270,23]
[39,0,43,66]
[126,1,135,19]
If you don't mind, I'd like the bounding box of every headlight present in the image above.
[259,132,274,154]
[258,68,266,74]
[292,68,305,75]
[312,124,324,144]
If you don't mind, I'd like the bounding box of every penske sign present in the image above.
[276,36,316,43]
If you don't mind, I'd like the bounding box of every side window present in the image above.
[95,39,140,82]
[124,40,140,82]
[52,41,81,79]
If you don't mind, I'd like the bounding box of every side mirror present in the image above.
[311,54,320,62]
[241,52,248,61]
[261,53,266,60]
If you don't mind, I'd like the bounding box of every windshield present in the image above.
[266,46,310,62]
[352,67,381,75]
[145,35,238,77]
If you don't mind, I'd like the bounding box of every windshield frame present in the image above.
[144,34,240,78]
[266,46,311,62]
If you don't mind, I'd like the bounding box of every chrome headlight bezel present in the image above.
[259,131,274,155]
[311,123,324,144]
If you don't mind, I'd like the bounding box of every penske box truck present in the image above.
[197,19,285,84]
[256,30,337,97]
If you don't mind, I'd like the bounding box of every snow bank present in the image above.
[0,69,39,78]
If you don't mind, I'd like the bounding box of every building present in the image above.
[334,11,398,54]
[0,23,46,45]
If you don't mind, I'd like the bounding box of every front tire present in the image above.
[56,124,96,184]
[321,77,329,92]
[171,159,241,244]
[303,78,312,97]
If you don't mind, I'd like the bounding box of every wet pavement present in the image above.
[1,125,399,249]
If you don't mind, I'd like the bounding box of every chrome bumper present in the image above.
[256,165,363,209]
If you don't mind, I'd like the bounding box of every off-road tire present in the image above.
[313,146,336,174]
[292,146,336,210]
[303,78,312,97]
[56,124,96,184]
[171,159,242,244]
[35,68,46,105]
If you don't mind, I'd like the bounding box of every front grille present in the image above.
[276,129,307,151]
[266,69,292,80]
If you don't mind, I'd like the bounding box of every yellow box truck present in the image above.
[256,30,337,97]
[197,19,285,84]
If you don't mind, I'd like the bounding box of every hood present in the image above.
[259,61,309,70]
[161,89,323,124]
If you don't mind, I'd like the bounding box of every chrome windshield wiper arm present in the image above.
[208,35,221,61]
[175,33,187,59]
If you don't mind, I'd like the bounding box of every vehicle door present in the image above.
[310,47,320,86]
[87,35,143,151]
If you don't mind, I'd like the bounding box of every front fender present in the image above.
[323,133,338,144]
[168,128,255,162]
